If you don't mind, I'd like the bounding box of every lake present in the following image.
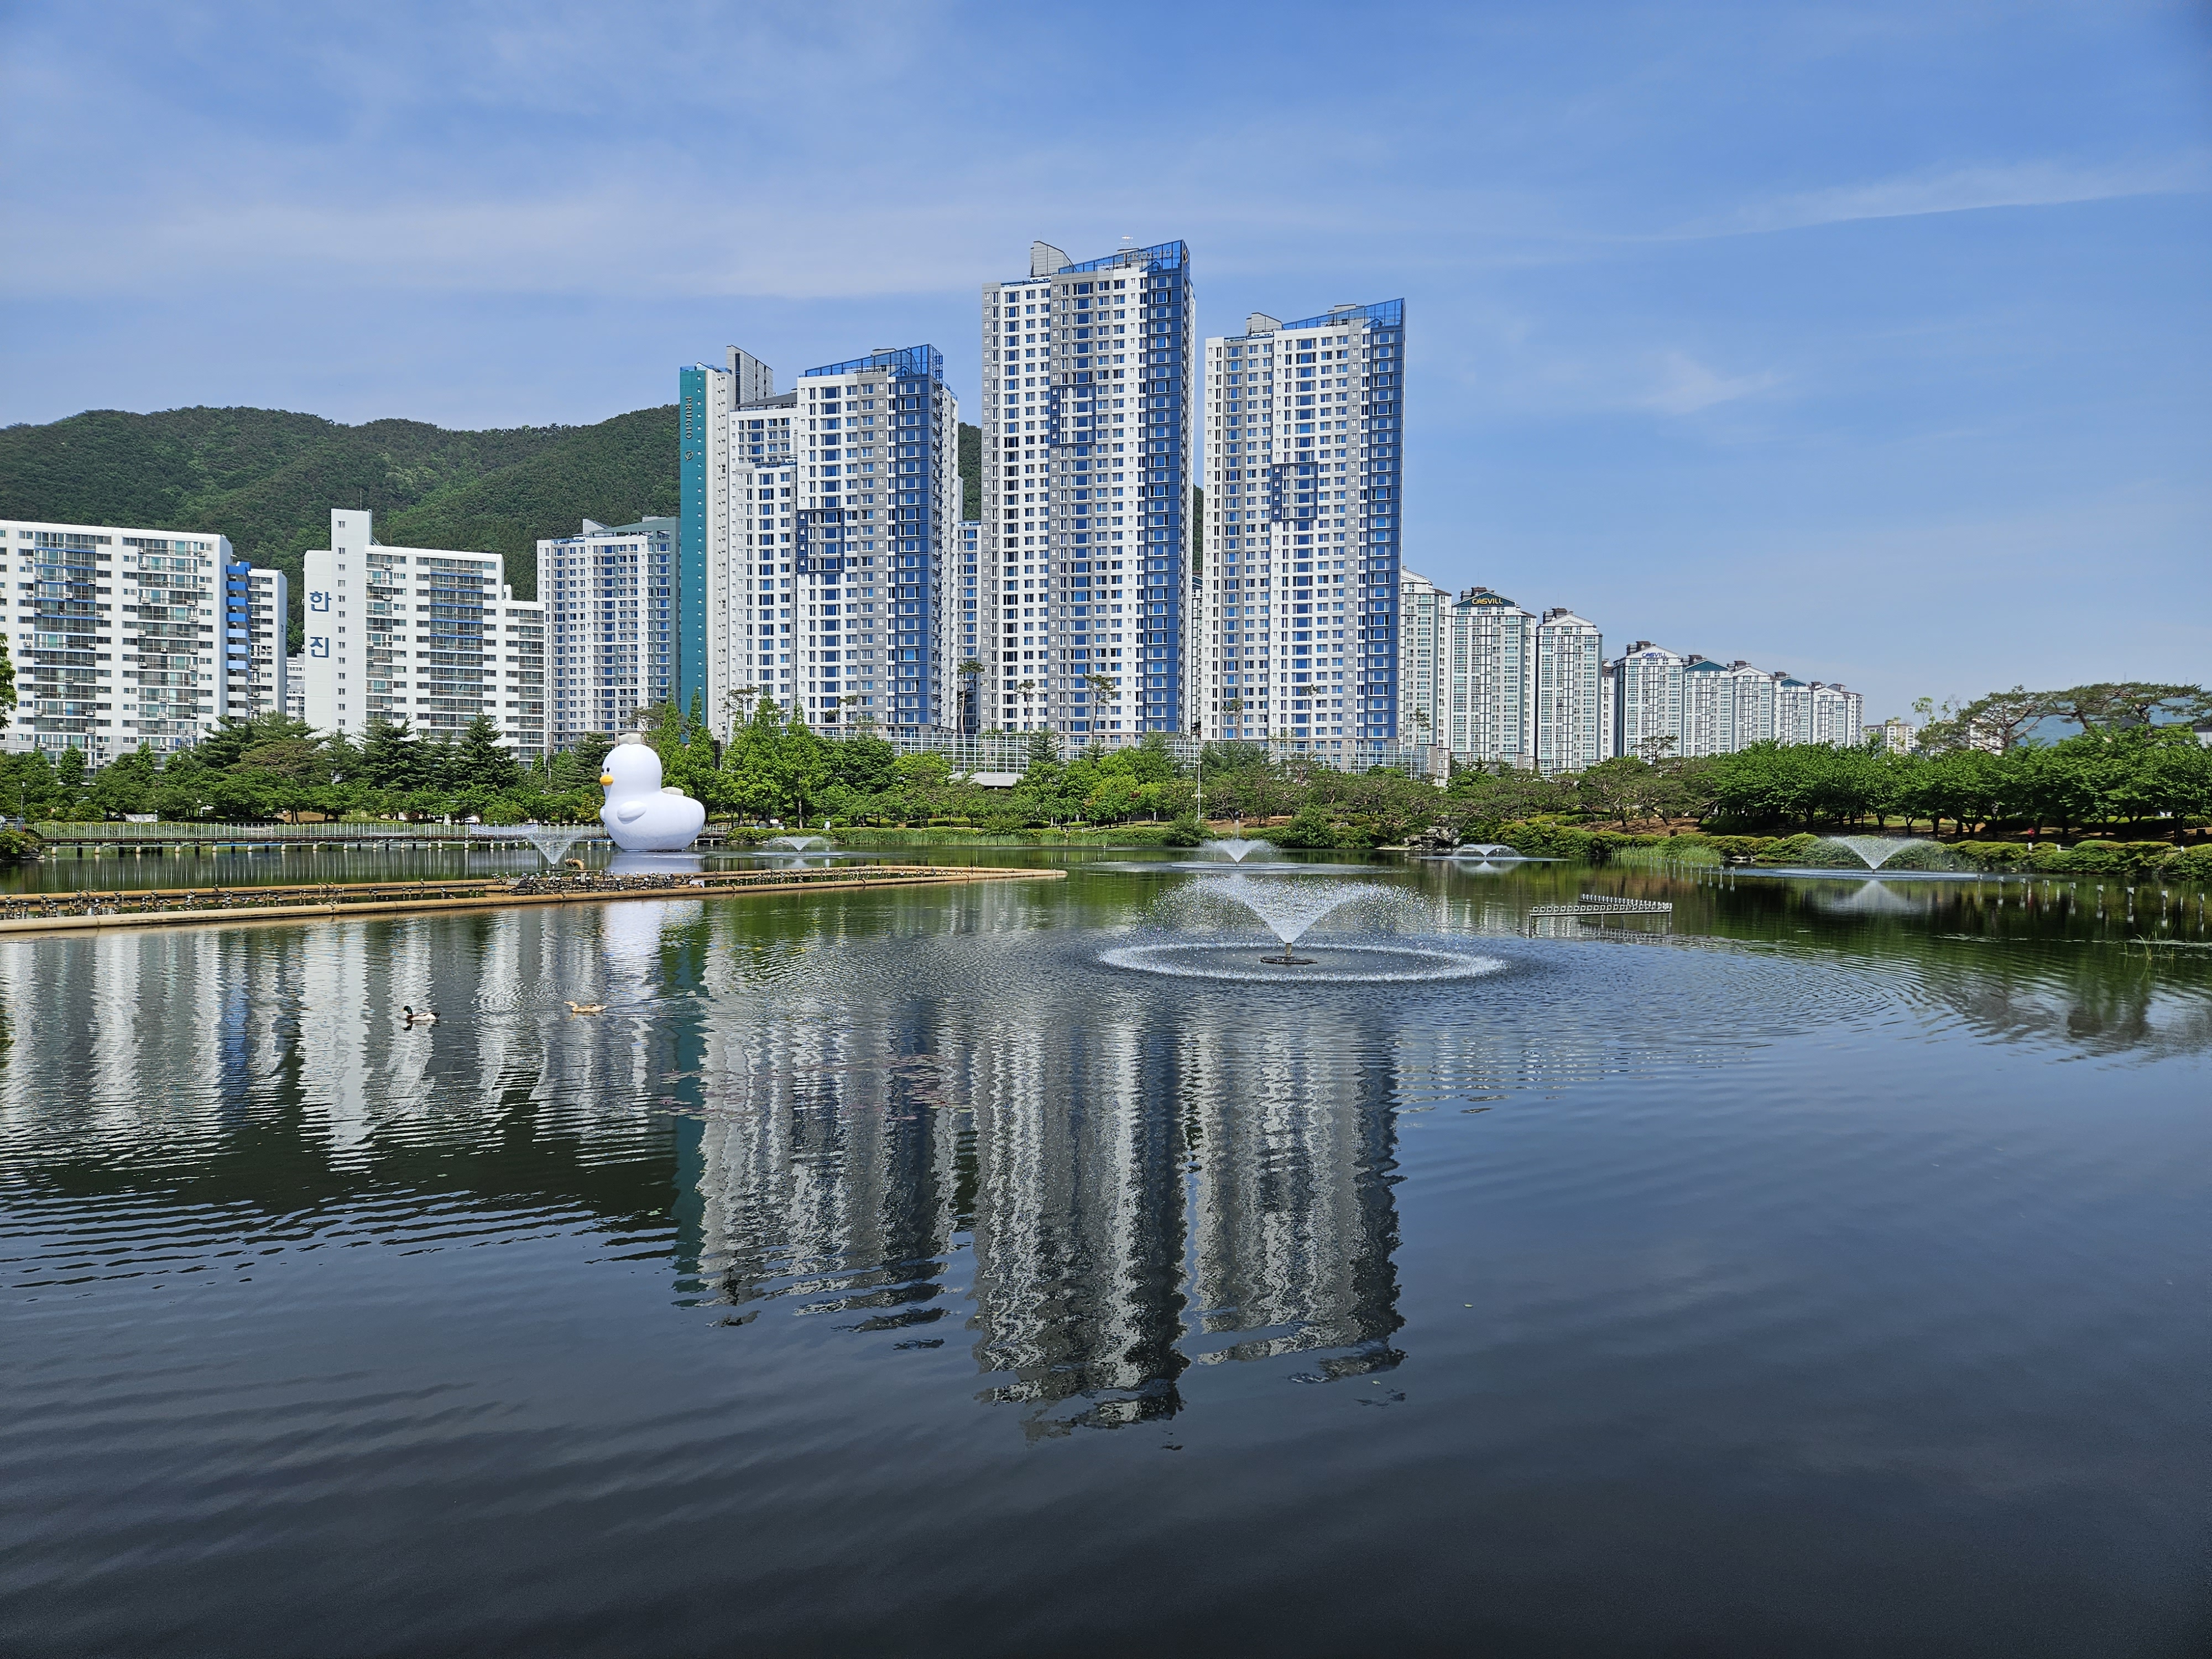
[1,849,2205,1656]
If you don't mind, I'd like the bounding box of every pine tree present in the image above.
[452,714,521,792]
[359,718,426,791]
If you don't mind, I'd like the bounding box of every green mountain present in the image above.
[0,404,986,650]
[959,422,981,520]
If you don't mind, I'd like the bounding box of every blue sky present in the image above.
[3,1,2206,719]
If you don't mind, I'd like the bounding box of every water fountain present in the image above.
[1104,875,1505,983]
[1827,836,1928,870]
[520,826,588,868]
[1214,875,1384,964]
[1202,838,1273,863]
[1452,843,1526,862]
[765,834,832,854]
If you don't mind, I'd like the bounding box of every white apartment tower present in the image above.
[1610,643,1863,758]
[982,239,1191,738]
[2,517,275,762]
[302,510,548,758]
[1443,586,1537,768]
[685,345,958,733]
[958,518,983,732]
[537,517,678,746]
[1681,658,1737,757]
[224,561,289,719]
[1611,641,1688,760]
[1200,299,1406,754]
[1533,607,1604,774]
[1397,570,1447,750]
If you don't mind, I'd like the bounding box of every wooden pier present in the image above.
[0,864,1063,938]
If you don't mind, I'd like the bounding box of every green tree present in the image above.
[2041,682,2211,733]
[450,714,524,794]
[1919,687,2046,754]
[88,745,159,818]
[153,749,212,818]
[359,718,429,793]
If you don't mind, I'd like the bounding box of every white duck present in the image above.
[598,734,707,852]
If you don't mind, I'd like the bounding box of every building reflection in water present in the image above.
[6,876,2206,1441]
[680,890,1407,1438]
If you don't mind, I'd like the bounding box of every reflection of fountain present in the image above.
[1452,842,1525,861]
[1817,879,1921,915]
[1202,838,1272,863]
[1828,836,1927,870]
[520,826,588,867]
[1105,941,1506,983]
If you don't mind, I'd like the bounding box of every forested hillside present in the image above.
[0,405,987,648]
[0,404,677,646]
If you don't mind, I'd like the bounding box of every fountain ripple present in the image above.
[1104,941,1507,983]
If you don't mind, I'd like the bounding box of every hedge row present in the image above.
[1480,822,2212,882]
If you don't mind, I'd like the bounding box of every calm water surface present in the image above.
[1,851,2206,1656]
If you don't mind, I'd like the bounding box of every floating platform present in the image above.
[0,864,1064,938]
[1526,895,1674,937]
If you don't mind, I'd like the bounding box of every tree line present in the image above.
[2,679,2206,847]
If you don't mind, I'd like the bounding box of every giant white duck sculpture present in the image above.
[598,733,706,852]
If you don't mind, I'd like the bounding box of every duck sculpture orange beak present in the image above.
[599,773,614,787]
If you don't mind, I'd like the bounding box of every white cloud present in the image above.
[1718,154,2212,236]
[1644,351,1780,415]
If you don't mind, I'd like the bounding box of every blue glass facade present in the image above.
[677,364,711,718]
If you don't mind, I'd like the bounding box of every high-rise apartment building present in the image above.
[302,510,547,757]
[958,518,983,732]
[1397,570,1447,750]
[1199,299,1405,752]
[982,239,1190,738]
[1533,608,1604,774]
[1406,587,1603,774]
[2,517,272,762]
[1611,641,1687,760]
[1609,641,1861,758]
[538,517,677,745]
[1770,671,1863,748]
[1805,679,1864,747]
[1682,657,1740,757]
[685,344,958,733]
[1442,586,1536,768]
[285,655,306,724]
[223,561,289,721]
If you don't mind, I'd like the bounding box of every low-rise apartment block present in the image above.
[301,509,547,757]
[2,516,278,763]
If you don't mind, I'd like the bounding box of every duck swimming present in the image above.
[565,1001,607,1015]
[402,1005,438,1025]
